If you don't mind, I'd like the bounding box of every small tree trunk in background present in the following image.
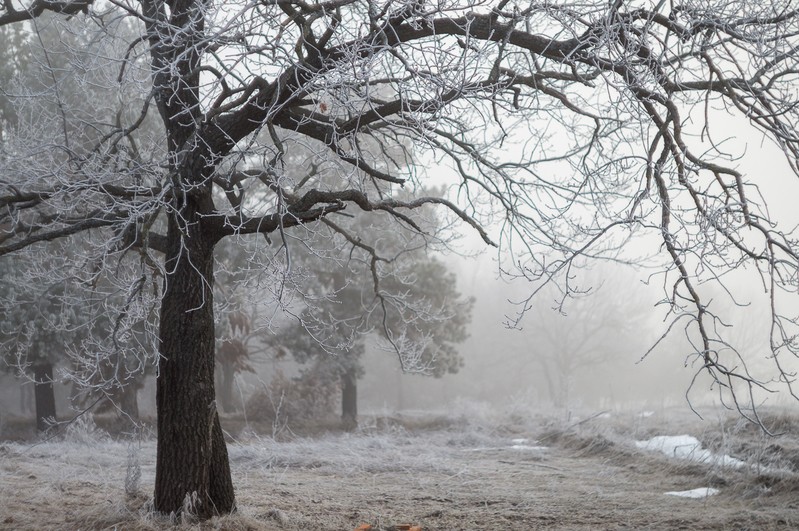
[539,361,561,408]
[32,363,56,432]
[20,381,34,415]
[219,362,236,413]
[119,382,140,422]
[341,369,358,431]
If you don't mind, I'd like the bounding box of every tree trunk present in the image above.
[341,369,358,431]
[32,363,57,432]
[154,207,235,517]
[539,360,558,407]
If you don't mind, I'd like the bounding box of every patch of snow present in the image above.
[511,438,529,445]
[665,487,719,499]
[638,411,655,418]
[509,445,548,451]
[634,435,745,468]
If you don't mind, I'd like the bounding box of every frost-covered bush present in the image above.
[245,371,338,424]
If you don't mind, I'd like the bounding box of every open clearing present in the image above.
[2,407,799,530]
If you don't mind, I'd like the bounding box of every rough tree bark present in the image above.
[32,362,56,432]
[154,198,234,516]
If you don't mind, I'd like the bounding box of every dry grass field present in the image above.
[2,405,799,530]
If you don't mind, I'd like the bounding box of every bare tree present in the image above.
[510,265,650,408]
[2,0,799,519]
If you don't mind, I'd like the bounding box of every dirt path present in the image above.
[238,440,797,530]
[2,412,799,530]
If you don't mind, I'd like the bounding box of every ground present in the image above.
[2,406,799,530]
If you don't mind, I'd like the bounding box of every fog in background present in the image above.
[4,235,794,427]
[3,103,799,429]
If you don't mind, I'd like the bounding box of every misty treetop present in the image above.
[2,0,799,519]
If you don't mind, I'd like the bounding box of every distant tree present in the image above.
[0,18,159,429]
[515,267,649,408]
[0,253,84,431]
[280,225,472,428]
[3,0,799,519]
[0,246,155,430]
[211,235,286,414]
[73,305,155,425]
[214,309,257,413]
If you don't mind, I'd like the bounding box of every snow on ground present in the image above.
[665,487,720,499]
[462,438,549,452]
[633,434,751,499]
[634,434,745,468]
[508,438,548,450]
